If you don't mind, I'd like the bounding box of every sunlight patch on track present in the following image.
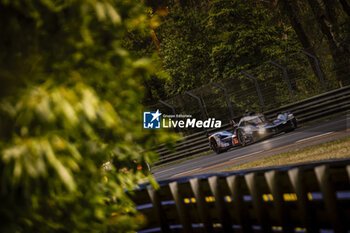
[230,150,264,161]
[296,131,334,143]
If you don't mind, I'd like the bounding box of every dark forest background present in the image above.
[125,0,350,106]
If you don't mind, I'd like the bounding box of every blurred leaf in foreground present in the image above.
[0,0,175,232]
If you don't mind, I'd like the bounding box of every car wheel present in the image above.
[210,139,221,154]
[236,129,246,147]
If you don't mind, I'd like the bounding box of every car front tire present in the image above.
[210,139,221,154]
[236,129,246,147]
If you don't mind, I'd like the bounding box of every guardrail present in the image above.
[130,159,350,233]
[154,85,350,167]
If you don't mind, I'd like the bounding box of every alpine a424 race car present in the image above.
[209,111,297,154]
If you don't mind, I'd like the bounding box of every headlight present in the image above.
[287,113,294,120]
[258,128,265,134]
[244,127,251,132]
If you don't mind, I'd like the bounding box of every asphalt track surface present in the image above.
[153,114,350,181]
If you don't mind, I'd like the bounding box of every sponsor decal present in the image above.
[143,110,222,129]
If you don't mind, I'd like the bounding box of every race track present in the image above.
[153,114,350,181]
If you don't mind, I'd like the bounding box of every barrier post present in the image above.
[212,82,235,119]
[185,91,208,136]
[269,60,296,102]
[241,71,265,111]
[159,100,181,133]
[300,49,327,92]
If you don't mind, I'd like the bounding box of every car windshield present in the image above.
[240,116,264,126]
[277,114,285,120]
[247,117,263,125]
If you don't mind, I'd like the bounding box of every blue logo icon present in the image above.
[143,110,162,129]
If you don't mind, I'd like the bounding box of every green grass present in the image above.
[222,135,350,171]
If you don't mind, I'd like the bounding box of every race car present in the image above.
[209,111,297,153]
[208,131,240,154]
[273,111,298,132]
[233,111,297,145]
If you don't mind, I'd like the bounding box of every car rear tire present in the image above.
[286,119,297,132]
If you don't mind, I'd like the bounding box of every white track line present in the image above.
[296,131,334,143]
[171,168,201,178]
[154,166,181,175]
[230,150,264,161]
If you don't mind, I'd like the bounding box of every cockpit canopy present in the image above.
[238,114,266,126]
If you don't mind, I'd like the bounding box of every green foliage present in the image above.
[156,4,212,96]
[0,0,176,232]
[208,0,287,79]
[139,0,350,118]
[144,0,302,99]
[144,0,302,115]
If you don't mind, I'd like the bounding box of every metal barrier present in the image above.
[154,85,350,166]
[130,159,350,233]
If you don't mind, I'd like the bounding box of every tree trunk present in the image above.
[307,0,350,86]
[279,0,326,88]
[322,0,350,54]
[151,29,166,66]
[339,0,350,17]
[320,0,338,25]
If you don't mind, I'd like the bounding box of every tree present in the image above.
[157,3,212,95]
[129,0,349,112]
[339,0,350,17]
[277,0,329,85]
[306,0,350,86]
[0,0,175,232]
[208,0,289,78]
